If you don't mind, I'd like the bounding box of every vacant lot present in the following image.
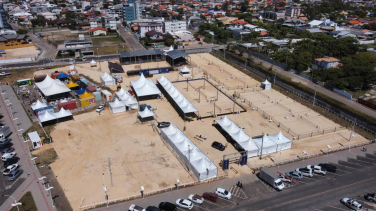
[92,37,125,46]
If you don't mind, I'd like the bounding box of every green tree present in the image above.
[165,38,174,46]
[144,37,154,46]
[16,29,28,34]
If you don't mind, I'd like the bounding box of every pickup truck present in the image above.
[0,71,10,76]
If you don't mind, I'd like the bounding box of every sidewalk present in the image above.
[0,85,53,211]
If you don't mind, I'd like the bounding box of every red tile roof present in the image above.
[89,27,108,32]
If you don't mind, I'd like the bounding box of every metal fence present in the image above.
[212,50,376,136]
[245,49,287,70]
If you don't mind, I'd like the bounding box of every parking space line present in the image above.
[326,205,348,211]
[335,163,361,170]
[354,199,376,208]
[217,197,238,205]
[350,159,375,166]
[258,180,277,193]
[203,200,223,207]
[346,160,372,167]
[195,205,210,211]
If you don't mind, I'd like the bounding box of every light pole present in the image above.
[31,157,37,169]
[277,149,282,167]
[3,195,21,211]
[302,150,307,160]
[23,139,31,157]
[45,187,54,208]
[313,86,317,106]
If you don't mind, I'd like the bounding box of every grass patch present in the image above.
[91,36,124,45]
[55,54,75,59]
[32,148,58,166]
[10,191,37,211]
[0,68,36,84]
[94,45,129,55]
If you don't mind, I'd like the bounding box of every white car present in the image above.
[307,165,326,175]
[341,198,362,210]
[3,164,18,175]
[2,152,16,161]
[215,188,231,199]
[175,199,193,209]
[188,194,204,204]
[96,105,104,112]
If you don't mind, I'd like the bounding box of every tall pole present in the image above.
[108,158,113,187]
[313,89,317,106]
[214,100,216,116]
[259,133,264,160]
[278,149,282,167]
[188,145,191,171]
[3,195,20,211]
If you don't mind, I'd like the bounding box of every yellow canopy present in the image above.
[79,91,94,99]
[67,81,79,88]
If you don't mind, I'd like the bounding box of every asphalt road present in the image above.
[117,23,146,51]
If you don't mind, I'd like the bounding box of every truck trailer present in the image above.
[0,126,12,139]
[259,167,285,191]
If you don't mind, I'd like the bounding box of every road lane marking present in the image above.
[217,197,238,204]
[265,177,376,210]
[326,205,348,211]
[203,200,223,207]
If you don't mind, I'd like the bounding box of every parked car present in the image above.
[96,105,105,112]
[7,168,23,181]
[157,122,170,128]
[215,188,231,199]
[175,199,193,209]
[2,152,16,161]
[158,202,176,211]
[340,198,363,211]
[0,138,11,145]
[37,67,45,70]
[1,147,14,154]
[3,157,20,168]
[364,193,376,202]
[202,192,218,202]
[0,143,12,150]
[307,165,326,175]
[318,163,337,173]
[0,71,10,76]
[285,171,303,180]
[277,175,292,183]
[296,168,313,177]
[128,204,146,211]
[145,206,161,211]
[188,194,204,205]
[3,164,18,176]
[211,141,225,151]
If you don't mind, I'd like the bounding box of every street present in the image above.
[117,23,146,51]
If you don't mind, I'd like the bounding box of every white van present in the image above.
[307,165,326,175]
[296,168,313,177]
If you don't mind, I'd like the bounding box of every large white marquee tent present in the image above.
[35,75,71,99]
[109,98,126,114]
[115,88,138,109]
[161,124,218,181]
[100,72,116,86]
[131,73,161,99]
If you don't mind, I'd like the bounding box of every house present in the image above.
[163,20,187,33]
[0,34,34,50]
[189,18,205,30]
[262,11,285,21]
[232,29,251,40]
[90,27,108,36]
[145,30,164,41]
[138,22,163,38]
[313,57,340,69]
[77,22,90,30]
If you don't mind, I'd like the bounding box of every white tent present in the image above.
[55,107,73,119]
[31,100,47,111]
[131,74,161,97]
[253,134,278,155]
[90,59,97,67]
[38,110,57,123]
[262,79,271,90]
[238,138,260,158]
[268,131,292,151]
[138,107,155,119]
[230,130,250,144]
[180,66,191,76]
[223,122,241,135]
[109,98,126,114]
[35,75,71,97]
[158,75,169,86]
[190,157,218,181]
[100,72,116,86]
[215,115,232,127]
[28,131,43,149]
[181,147,204,162]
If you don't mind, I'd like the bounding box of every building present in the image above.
[82,1,90,9]
[262,11,285,21]
[313,57,340,69]
[123,0,142,22]
[0,34,34,50]
[89,17,119,31]
[0,5,10,29]
[110,4,124,18]
[163,20,187,33]
[30,6,47,13]
[57,39,94,56]
[145,30,164,41]
[232,29,251,40]
[90,27,108,36]
[285,6,302,18]
[138,22,163,38]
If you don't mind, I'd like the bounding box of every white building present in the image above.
[90,17,119,30]
[138,22,163,38]
[163,20,187,33]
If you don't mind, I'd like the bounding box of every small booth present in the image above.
[138,107,155,123]
[100,72,116,86]
[93,92,102,101]
[56,72,69,81]
[27,131,43,149]
[58,100,77,111]
[17,78,33,87]
[262,79,271,90]
[109,98,126,114]
[86,86,97,93]
[90,59,97,67]
[101,90,113,101]
[67,81,80,90]
[31,100,47,111]
[180,66,191,77]
[75,87,86,95]
[80,77,88,85]
[71,75,80,81]
[79,91,96,107]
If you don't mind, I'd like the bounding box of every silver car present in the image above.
[285,171,303,180]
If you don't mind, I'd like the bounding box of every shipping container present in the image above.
[58,101,77,111]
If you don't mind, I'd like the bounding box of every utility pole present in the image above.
[259,133,264,160]
[188,145,191,171]
[108,158,113,187]
[349,119,356,150]
[274,73,276,85]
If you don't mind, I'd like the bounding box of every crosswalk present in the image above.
[228,185,248,199]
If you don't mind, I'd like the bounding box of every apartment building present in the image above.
[163,20,187,33]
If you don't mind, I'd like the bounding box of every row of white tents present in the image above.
[157,75,198,114]
[216,116,292,158]
[100,72,116,86]
[161,124,217,181]
[38,108,73,125]
[115,88,138,109]
[131,73,161,98]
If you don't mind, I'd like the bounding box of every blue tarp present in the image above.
[56,72,69,79]
[75,87,87,95]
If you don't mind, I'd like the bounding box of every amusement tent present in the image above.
[90,60,96,67]
[67,81,79,89]
[31,100,47,111]
[100,72,116,86]
[268,131,292,151]
[56,72,69,80]
[79,91,96,107]
[109,98,126,114]
[161,125,218,181]
[35,75,71,101]
[28,131,43,149]
[180,66,191,76]
[138,107,155,122]
[130,73,161,99]
[157,76,198,116]
[75,87,86,95]
[262,79,271,90]
[115,88,138,109]
[38,110,57,125]
[237,138,260,158]
[55,107,73,119]
[253,134,278,155]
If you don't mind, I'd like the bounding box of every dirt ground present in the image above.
[50,109,194,209]
[0,46,39,60]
